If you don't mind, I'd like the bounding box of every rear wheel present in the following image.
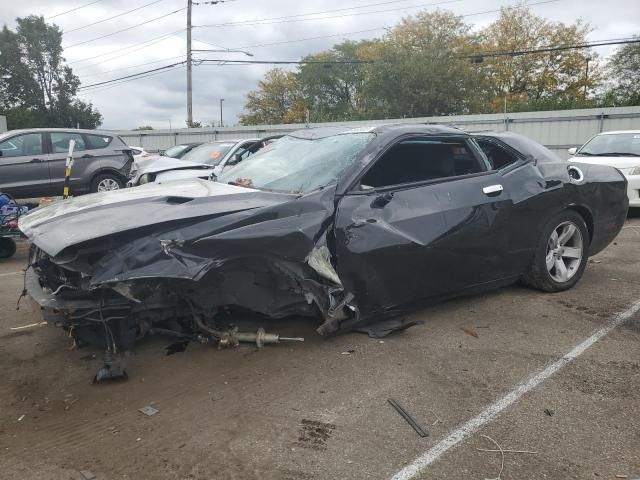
[0,238,17,259]
[91,173,124,193]
[522,210,589,292]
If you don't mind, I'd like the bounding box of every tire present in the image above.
[0,238,17,259]
[90,173,125,193]
[522,210,589,292]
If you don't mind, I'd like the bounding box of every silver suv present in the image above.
[0,128,133,199]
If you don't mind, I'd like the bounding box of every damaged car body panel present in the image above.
[20,125,628,364]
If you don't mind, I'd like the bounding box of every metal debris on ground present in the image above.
[341,349,355,355]
[138,406,159,416]
[17,414,25,422]
[544,408,555,416]
[387,398,429,438]
[79,470,96,480]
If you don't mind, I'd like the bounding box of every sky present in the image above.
[1,0,638,130]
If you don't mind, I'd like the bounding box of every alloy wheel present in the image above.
[546,220,584,283]
[97,178,120,192]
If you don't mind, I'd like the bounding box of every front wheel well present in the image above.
[567,205,594,243]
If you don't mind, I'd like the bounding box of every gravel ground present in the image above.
[0,217,638,480]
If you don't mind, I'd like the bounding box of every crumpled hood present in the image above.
[131,155,212,183]
[569,155,640,174]
[19,178,295,257]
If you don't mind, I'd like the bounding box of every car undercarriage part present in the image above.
[93,351,128,383]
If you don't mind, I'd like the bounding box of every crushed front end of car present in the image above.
[18,179,390,379]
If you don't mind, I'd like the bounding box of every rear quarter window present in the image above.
[85,134,113,149]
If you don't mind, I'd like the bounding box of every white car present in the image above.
[568,130,640,208]
[129,146,153,160]
[128,138,277,186]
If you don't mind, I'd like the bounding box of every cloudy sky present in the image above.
[1,0,638,129]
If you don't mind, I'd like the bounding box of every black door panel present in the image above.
[334,173,514,314]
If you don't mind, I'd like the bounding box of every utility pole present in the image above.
[186,0,193,126]
[220,98,224,127]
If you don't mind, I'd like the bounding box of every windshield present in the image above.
[181,142,236,165]
[578,133,640,157]
[164,144,191,158]
[217,133,375,193]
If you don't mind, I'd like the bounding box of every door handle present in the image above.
[30,158,43,163]
[482,184,503,196]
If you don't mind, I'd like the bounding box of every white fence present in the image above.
[113,106,640,158]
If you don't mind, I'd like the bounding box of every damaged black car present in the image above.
[19,124,628,379]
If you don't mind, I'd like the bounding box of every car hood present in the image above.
[569,155,640,172]
[135,155,212,176]
[19,178,295,257]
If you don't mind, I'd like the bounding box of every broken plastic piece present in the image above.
[139,406,159,416]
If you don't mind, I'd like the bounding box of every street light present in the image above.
[192,49,254,57]
[220,98,224,127]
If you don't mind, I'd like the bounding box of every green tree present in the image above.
[605,37,640,106]
[359,10,486,118]
[478,5,600,112]
[298,40,373,121]
[239,68,305,125]
[0,15,102,129]
[134,125,154,130]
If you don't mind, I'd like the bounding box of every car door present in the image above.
[45,131,91,195]
[0,132,49,198]
[333,135,516,314]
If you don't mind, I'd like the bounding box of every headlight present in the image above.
[628,166,640,175]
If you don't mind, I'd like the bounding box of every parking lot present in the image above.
[0,216,638,480]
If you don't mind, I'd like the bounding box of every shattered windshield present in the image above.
[181,142,236,165]
[578,133,640,157]
[217,133,375,193]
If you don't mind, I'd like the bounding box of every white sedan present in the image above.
[568,130,640,208]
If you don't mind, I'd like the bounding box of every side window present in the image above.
[85,134,112,149]
[476,139,519,170]
[360,137,485,189]
[0,133,43,158]
[50,132,87,153]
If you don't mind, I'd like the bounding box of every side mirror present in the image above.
[0,150,3,157]
[232,153,242,164]
[567,147,577,155]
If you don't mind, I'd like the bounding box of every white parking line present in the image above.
[0,271,22,277]
[391,299,640,480]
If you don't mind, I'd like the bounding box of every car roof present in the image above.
[288,123,463,139]
[597,130,640,135]
[2,128,116,136]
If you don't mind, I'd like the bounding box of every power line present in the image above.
[79,61,187,90]
[197,0,463,27]
[74,36,637,94]
[215,0,559,50]
[79,65,187,93]
[46,0,105,19]
[76,55,186,78]
[64,0,167,34]
[68,29,185,66]
[198,59,374,65]
[64,7,187,49]
[464,38,640,59]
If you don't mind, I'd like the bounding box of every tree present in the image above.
[297,40,373,121]
[605,37,640,106]
[0,16,102,129]
[239,68,305,125]
[135,125,154,130]
[185,120,202,128]
[478,5,600,112]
